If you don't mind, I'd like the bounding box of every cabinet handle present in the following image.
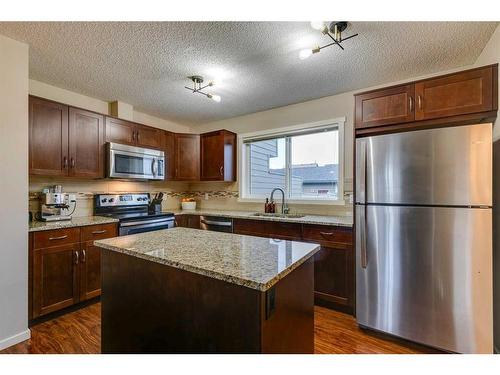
[81,249,86,263]
[74,251,79,265]
[48,235,68,241]
[409,96,413,112]
[220,166,223,176]
[71,158,75,168]
[63,157,68,169]
[136,131,140,143]
[132,131,136,141]
[417,95,423,110]
[319,232,335,239]
[91,230,107,235]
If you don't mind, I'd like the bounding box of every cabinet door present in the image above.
[415,66,494,121]
[105,117,136,145]
[175,215,187,227]
[33,243,80,318]
[164,131,176,180]
[313,246,354,313]
[80,241,102,301]
[174,133,200,180]
[187,215,201,229]
[68,107,105,178]
[201,131,224,180]
[29,96,69,176]
[355,84,415,129]
[201,130,237,181]
[136,124,163,149]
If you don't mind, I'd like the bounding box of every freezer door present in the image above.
[355,204,493,353]
[355,124,492,206]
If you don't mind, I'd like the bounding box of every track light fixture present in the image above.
[184,75,221,102]
[300,21,358,60]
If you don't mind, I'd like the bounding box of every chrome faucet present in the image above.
[270,188,289,214]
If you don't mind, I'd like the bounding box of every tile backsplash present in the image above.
[29,178,353,218]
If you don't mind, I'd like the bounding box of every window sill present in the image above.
[237,197,346,206]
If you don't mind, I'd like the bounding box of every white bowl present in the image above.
[181,201,196,210]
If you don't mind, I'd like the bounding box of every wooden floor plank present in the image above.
[1,303,437,354]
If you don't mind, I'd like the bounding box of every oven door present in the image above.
[108,142,165,180]
[119,217,174,236]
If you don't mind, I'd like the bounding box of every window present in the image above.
[239,119,344,203]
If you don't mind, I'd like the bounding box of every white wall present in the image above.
[0,35,30,350]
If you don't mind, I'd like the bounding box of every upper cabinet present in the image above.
[200,130,237,181]
[174,133,200,181]
[354,64,498,134]
[29,96,237,181]
[29,97,69,176]
[355,84,415,129]
[29,97,105,178]
[68,108,105,178]
[414,66,495,121]
[104,117,163,149]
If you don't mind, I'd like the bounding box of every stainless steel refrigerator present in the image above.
[355,123,493,354]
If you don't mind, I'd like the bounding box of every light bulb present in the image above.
[208,94,221,103]
[299,49,313,60]
[310,21,326,30]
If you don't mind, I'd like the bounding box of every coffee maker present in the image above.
[39,186,76,221]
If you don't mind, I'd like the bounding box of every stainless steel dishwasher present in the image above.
[199,215,233,233]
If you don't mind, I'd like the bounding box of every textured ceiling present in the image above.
[0,22,497,125]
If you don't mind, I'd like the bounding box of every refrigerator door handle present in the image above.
[360,205,368,269]
[357,140,367,204]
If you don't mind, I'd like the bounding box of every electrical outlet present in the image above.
[204,193,209,200]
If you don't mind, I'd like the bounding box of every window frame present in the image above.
[238,117,345,205]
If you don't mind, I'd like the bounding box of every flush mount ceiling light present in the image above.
[299,21,358,60]
[184,75,221,102]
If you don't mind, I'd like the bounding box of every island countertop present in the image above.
[94,227,320,291]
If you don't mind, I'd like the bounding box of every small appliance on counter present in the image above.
[181,198,196,210]
[38,186,77,222]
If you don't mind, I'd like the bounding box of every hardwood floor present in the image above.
[1,303,437,354]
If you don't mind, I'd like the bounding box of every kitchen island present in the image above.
[94,227,320,353]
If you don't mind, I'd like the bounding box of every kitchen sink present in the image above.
[252,213,305,219]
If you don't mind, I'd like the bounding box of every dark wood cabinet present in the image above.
[354,64,498,135]
[414,66,495,121]
[135,124,163,149]
[164,131,176,180]
[174,133,200,181]
[79,223,118,301]
[29,97,69,176]
[33,242,80,317]
[175,214,200,229]
[104,117,136,146]
[30,223,118,319]
[68,107,105,178]
[232,219,354,313]
[355,84,415,129]
[29,96,105,178]
[105,117,163,149]
[200,130,237,181]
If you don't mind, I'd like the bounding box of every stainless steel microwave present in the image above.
[107,142,165,180]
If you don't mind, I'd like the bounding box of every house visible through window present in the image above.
[240,121,343,202]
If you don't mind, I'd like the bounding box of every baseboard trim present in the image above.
[0,329,31,351]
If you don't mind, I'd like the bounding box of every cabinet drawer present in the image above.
[81,223,118,242]
[302,225,353,248]
[33,228,80,249]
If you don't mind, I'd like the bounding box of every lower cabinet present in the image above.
[233,219,354,313]
[30,223,117,319]
[175,214,200,229]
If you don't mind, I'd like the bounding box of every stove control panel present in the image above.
[95,193,150,207]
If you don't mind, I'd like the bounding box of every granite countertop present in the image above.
[95,227,320,291]
[29,216,119,232]
[172,209,353,227]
